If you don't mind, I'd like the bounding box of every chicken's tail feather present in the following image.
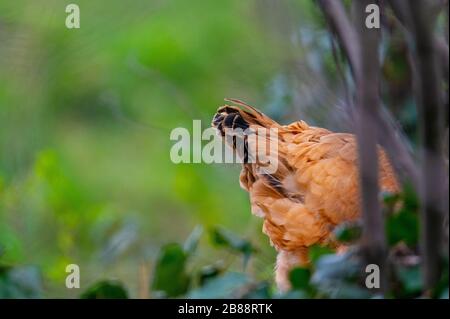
[212,98,281,136]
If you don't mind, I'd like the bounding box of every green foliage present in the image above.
[395,265,422,296]
[310,249,367,298]
[198,263,224,286]
[209,227,256,267]
[64,220,445,299]
[0,0,279,297]
[289,267,311,291]
[80,280,128,299]
[187,272,251,299]
[386,210,419,247]
[0,265,43,299]
[308,245,334,264]
[151,243,190,297]
[334,223,362,243]
[385,186,420,247]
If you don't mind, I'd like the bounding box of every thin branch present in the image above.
[377,107,420,188]
[389,0,449,82]
[318,0,361,77]
[408,0,447,291]
[353,0,388,294]
[318,0,420,192]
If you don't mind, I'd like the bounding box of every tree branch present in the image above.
[353,0,388,294]
[318,0,361,77]
[408,0,447,291]
[318,0,420,192]
[389,0,449,84]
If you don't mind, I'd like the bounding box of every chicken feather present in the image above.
[212,100,399,291]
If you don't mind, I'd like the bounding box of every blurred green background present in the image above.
[1,0,437,299]
[0,0,302,298]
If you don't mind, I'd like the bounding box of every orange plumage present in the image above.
[212,99,399,291]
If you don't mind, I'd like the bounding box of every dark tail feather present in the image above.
[212,99,280,136]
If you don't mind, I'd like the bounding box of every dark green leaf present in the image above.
[80,280,128,299]
[386,208,419,247]
[333,223,362,243]
[402,184,419,212]
[199,264,223,286]
[289,267,311,290]
[151,243,190,297]
[396,265,422,295]
[311,250,362,295]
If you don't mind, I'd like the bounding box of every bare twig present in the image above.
[318,0,361,78]
[377,107,420,187]
[353,0,388,294]
[389,0,449,82]
[318,0,420,192]
[408,0,447,290]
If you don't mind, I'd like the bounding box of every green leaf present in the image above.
[308,245,334,265]
[187,272,251,299]
[310,250,369,300]
[183,225,203,255]
[402,184,419,212]
[80,280,128,299]
[199,264,223,286]
[333,223,362,243]
[151,243,190,297]
[396,265,422,295]
[386,208,419,247]
[289,267,311,290]
[385,183,419,247]
[0,265,43,299]
[311,250,362,296]
[210,227,256,267]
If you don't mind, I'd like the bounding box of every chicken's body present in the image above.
[212,99,399,291]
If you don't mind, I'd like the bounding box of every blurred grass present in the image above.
[0,0,285,297]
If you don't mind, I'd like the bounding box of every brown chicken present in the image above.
[212,99,399,291]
